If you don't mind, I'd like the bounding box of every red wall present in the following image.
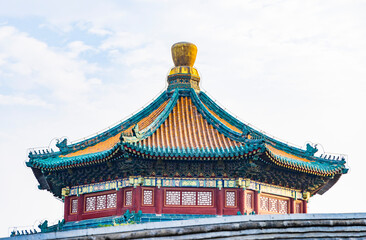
[64,186,307,222]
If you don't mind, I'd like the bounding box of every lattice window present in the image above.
[246,193,253,209]
[182,191,196,206]
[71,199,78,213]
[85,196,96,212]
[96,195,107,210]
[226,191,236,207]
[166,191,180,205]
[143,190,153,205]
[198,192,212,206]
[106,193,117,209]
[260,196,269,211]
[296,203,302,213]
[125,190,133,206]
[269,198,278,212]
[278,199,288,214]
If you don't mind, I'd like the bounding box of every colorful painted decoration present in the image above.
[26,42,347,223]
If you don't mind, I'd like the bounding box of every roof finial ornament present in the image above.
[167,42,200,92]
[171,42,197,67]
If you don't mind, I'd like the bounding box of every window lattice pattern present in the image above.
[269,198,278,212]
[279,199,288,214]
[96,195,107,210]
[71,199,78,213]
[86,196,96,212]
[296,203,302,213]
[143,190,153,205]
[85,193,117,212]
[182,192,196,205]
[107,193,117,209]
[166,191,181,205]
[260,196,289,214]
[260,196,269,211]
[125,191,133,206]
[226,191,236,207]
[198,192,212,206]
[246,193,253,209]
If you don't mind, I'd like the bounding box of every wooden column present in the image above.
[238,189,245,215]
[254,191,260,214]
[116,188,124,215]
[216,189,224,215]
[155,187,163,214]
[64,196,70,221]
[303,200,308,213]
[134,186,142,212]
[290,198,295,214]
[77,194,84,221]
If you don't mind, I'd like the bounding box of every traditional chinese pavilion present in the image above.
[27,42,347,223]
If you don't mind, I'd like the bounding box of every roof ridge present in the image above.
[120,89,179,143]
[199,91,245,130]
[118,89,265,154]
[199,91,331,162]
[51,91,169,155]
[191,89,246,142]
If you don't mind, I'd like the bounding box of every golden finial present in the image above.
[171,42,197,67]
[167,42,200,92]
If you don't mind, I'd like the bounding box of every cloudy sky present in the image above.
[0,0,365,237]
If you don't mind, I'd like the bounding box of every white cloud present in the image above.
[0,1,366,237]
[88,77,102,85]
[88,27,112,36]
[100,32,146,50]
[0,94,50,107]
[0,26,99,105]
[67,41,94,57]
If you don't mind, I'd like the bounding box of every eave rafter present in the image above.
[264,150,344,177]
[26,86,347,199]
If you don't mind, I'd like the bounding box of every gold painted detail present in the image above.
[65,176,305,200]
[169,66,199,76]
[168,42,200,91]
[303,191,310,201]
[61,186,70,198]
[181,180,198,187]
[167,75,200,92]
[171,42,197,67]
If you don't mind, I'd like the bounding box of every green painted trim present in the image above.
[63,176,305,200]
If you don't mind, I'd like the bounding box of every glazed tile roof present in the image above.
[27,88,347,177]
[26,42,349,201]
[60,98,170,158]
[201,102,242,133]
[139,96,243,150]
[123,98,170,135]
[61,133,121,158]
[265,144,344,176]
[266,145,311,163]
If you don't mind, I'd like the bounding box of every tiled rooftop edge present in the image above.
[4,213,366,240]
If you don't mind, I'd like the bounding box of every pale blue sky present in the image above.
[0,0,365,237]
